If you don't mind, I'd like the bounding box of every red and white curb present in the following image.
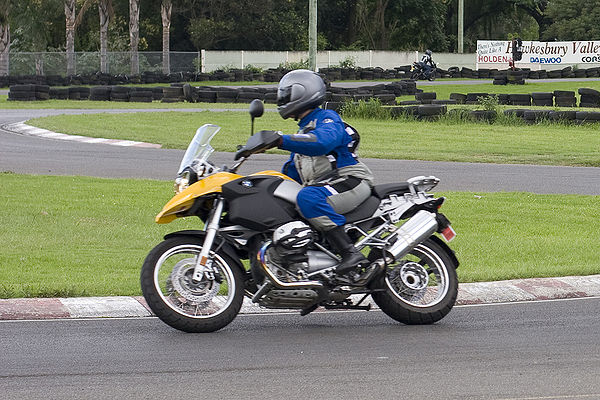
[2,121,161,148]
[1,274,599,321]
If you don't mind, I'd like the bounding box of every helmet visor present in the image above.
[277,86,292,106]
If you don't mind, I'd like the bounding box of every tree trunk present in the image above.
[161,0,172,75]
[129,0,140,75]
[0,21,9,76]
[99,1,110,73]
[65,0,76,75]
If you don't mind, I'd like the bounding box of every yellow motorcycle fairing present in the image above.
[155,170,295,224]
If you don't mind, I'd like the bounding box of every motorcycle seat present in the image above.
[372,183,411,198]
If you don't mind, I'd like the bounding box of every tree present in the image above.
[353,0,449,51]
[65,0,76,75]
[66,0,95,75]
[98,0,114,73]
[0,0,9,76]
[543,0,600,40]
[129,0,140,74]
[161,0,171,74]
[9,0,62,74]
[507,0,550,39]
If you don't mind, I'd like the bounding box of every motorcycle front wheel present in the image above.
[141,237,244,333]
[371,237,458,325]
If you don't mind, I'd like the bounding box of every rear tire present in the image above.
[141,237,244,332]
[371,238,458,325]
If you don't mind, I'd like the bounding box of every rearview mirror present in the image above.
[249,99,264,119]
[249,99,264,136]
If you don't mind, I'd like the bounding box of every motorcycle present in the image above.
[410,61,437,81]
[140,100,459,333]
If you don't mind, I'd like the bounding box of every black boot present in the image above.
[325,226,368,275]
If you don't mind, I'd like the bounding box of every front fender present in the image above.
[156,172,242,224]
[163,230,246,274]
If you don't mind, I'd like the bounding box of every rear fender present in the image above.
[163,230,246,274]
[429,235,459,269]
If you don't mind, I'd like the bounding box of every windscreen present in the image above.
[178,124,221,173]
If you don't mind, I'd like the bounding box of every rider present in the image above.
[420,49,435,80]
[275,69,374,278]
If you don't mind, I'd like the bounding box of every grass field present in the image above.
[27,110,600,167]
[1,173,599,298]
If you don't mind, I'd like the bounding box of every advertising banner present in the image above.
[477,40,600,66]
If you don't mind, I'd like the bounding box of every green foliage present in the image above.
[337,55,358,69]
[340,98,392,120]
[278,58,310,70]
[3,0,598,55]
[543,0,600,40]
[244,64,263,74]
[477,95,500,112]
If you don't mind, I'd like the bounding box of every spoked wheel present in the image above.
[371,238,458,325]
[141,237,244,333]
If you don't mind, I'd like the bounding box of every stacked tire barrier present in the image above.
[7,84,49,101]
[579,88,600,108]
[6,80,417,105]
[441,89,597,108]
[505,109,600,124]
[3,65,600,89]
[378,104,600,124]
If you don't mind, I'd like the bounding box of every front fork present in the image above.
[192,197,225,281]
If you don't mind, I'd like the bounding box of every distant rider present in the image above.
[420,49,435,80]
[274,69,374,279]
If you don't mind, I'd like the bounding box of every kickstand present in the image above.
[300,303,319,316]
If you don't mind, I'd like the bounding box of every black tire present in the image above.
[418,104,446,116]
[578,88,600,97]
[140,237,245,333]
[371,238,458,325]
[554,90,575,98]
[470,110,497,122]
[449,93,466,104]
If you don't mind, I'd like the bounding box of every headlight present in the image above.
[174,170,191,194]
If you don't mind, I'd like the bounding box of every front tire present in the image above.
[141,237,244,332]
[371,237,458,325]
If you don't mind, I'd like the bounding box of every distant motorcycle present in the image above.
[411,61,437,81]
[140,100,459,333]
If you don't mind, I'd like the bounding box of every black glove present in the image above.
[235,130,282,160]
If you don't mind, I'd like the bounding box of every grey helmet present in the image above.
[277,69,326,119]
[425,49,432,56]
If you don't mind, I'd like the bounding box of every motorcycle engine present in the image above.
[270,221,314,274]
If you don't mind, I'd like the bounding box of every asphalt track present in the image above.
[2,298,600,400]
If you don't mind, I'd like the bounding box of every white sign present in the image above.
[477,40,600,65]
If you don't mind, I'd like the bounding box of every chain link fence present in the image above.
[7,51,200,76]
[3,50,478,76]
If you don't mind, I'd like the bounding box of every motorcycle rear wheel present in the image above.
[371,237,458,325]
[141,237,244,333]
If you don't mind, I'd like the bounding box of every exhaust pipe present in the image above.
[384,210,438,261]
[257,242,324,290]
